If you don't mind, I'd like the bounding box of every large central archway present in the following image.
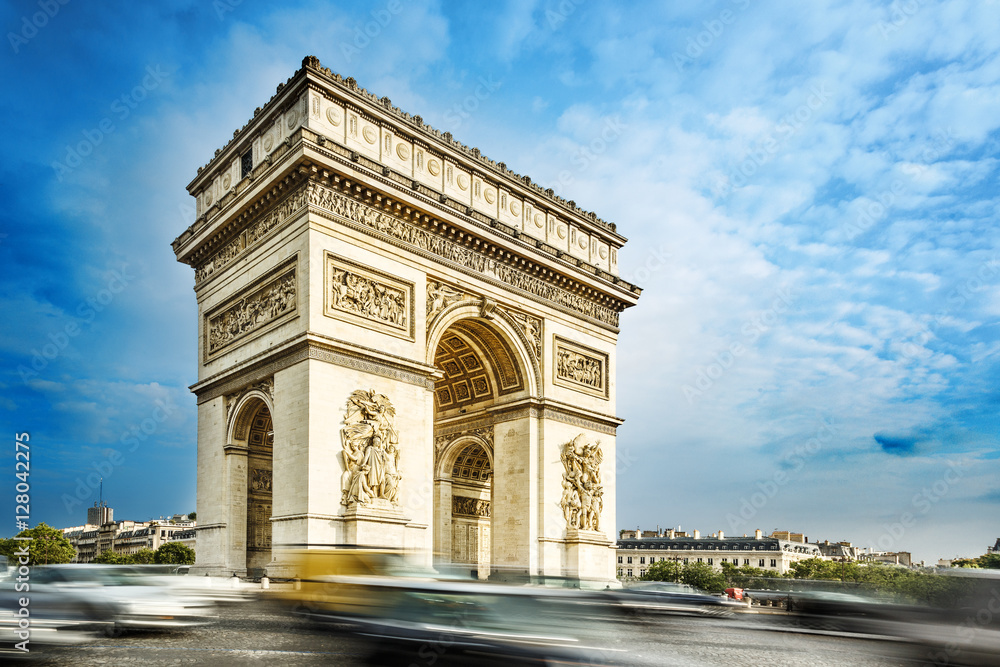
[430,309,536,578]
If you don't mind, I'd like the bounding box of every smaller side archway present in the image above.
[225,390,274,575]
[434,435,493,579]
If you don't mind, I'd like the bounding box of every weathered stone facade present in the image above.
[172,56,640,581]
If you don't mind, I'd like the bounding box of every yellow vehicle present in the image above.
[274,547,408,620]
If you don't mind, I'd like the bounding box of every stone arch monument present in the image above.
[171,56,641,581]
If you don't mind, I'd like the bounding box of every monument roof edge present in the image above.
[186,55,629,242]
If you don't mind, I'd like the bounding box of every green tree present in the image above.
[154,542,195,565]
[187,512,197,521]
[680,562,726,592]
[641,559,682,582]
[0,523,76,565]
[977,553,1000,569]
[94,549,134,564]
[132,548,156,564]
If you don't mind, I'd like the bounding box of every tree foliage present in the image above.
[94,549,133,564]
[0,523,76,565]
[132,548,156,564]
[154,542,195,565]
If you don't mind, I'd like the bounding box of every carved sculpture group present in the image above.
[556,348,603,389]
[208,271,296,354]
[330,267,407,328]
[559,434,603,531]
[452,496,490,518]
[340,389,402,507]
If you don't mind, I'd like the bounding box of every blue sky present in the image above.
[1,0,998,564]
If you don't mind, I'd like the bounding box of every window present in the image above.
[683,558,689,564]
[697,558,703,563]
[744,559,750,565]
[759,559,765,567]
[617,556,622,564]
[640,557,645,564]
[627,569,632,577]
[649,557,656,563]
[721,558,726,563]
[770,559,777,568]
[708,558,713,565]
[640,569,645,577]
[241,149,253,179]
[627,556,632,564]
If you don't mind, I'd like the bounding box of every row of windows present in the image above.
[619,556,780,569]
[622,543,780,551]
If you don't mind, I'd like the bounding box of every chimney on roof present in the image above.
[718,530,725,539]
[693,529,700,539]
[755,529,762,539]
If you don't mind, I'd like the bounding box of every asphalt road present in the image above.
[21,601,942,666]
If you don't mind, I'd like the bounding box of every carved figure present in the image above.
[426,280,467,322]
[559,434,603,531]
[340,389,401,507]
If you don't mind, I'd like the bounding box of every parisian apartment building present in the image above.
[61,503,197,563]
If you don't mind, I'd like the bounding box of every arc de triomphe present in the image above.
[171,56,640,582]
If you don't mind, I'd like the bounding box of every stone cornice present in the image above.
[187,56,626,245]
[191,332,443,403]
[433,396,622,436]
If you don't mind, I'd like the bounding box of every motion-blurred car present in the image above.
[320,575,624,665]
[29,565,216,633]
[611,581,742,617]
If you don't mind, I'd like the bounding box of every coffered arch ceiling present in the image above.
[434,319,524,413]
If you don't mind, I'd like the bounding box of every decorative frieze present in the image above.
[307,182,621,327]
[325,253,414,340]
[453,496,490,518]
[553,336,608,398]
[205,261,297,359]
[195,185,309,284]
[340,390,402,507]
[560,434,603,531]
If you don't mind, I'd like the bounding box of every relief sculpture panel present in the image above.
[205,261,297,359]
[325,252,414,340]
[340,389,402,507]
[559,434,603,531]
[553,335,608,398]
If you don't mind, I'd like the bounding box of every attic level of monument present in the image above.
[188,56,621,239]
